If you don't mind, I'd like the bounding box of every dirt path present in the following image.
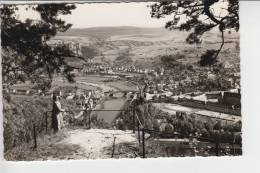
[58,129,139,159]
[5,128,139,161]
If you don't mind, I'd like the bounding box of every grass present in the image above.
[4,129,87,161]
[3,95,52,152]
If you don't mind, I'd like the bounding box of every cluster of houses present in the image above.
[131,66,241,112]
[68,62,165,77]
[141,69,240,95]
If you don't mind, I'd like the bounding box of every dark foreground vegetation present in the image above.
[3,89,111,156]
[115,100,242,157]
[3,96,52,152]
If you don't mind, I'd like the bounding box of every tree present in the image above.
[81,46,99,62]
[1,4,77,88]
[199,49,218,66]
[150,0,239,66]
[160,53,184,69]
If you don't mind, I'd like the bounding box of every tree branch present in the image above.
[214,29,225,60]
[204,5,223,26]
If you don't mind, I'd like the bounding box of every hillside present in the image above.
[5,129,139,160]
[55,26,240,68]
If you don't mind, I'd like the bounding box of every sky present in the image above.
[17,1,228,29]
[18,2,172,28]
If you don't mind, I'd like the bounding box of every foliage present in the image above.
[3,96,52,152]
[81,46,99,61]
[149,105,241,144]
[160,53,184,69]
[199,49,218,66]
[1,4,76,87]
[31,76,52,93]
[117,101,241,144]
[150,0,239,65]
[3,93,87,152]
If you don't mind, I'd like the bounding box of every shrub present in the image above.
[3,96,52,152]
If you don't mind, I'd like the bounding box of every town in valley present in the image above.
[2,1,241,160]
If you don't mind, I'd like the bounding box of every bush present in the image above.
[116,102,242,144]
[3,96,52,152]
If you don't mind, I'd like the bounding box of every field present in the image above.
[56,26,240,69]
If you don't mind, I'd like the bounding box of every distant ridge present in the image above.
[55,25,239,69]
[70,26,165,30]
[58,26,170,38]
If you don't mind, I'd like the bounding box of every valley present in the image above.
[55,26,240,69]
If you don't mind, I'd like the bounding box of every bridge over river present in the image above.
[75,79,135,124]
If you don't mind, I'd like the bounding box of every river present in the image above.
[95,97,126,123]
[77,80,128,124]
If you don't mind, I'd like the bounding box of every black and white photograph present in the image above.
[1,0,241,161]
